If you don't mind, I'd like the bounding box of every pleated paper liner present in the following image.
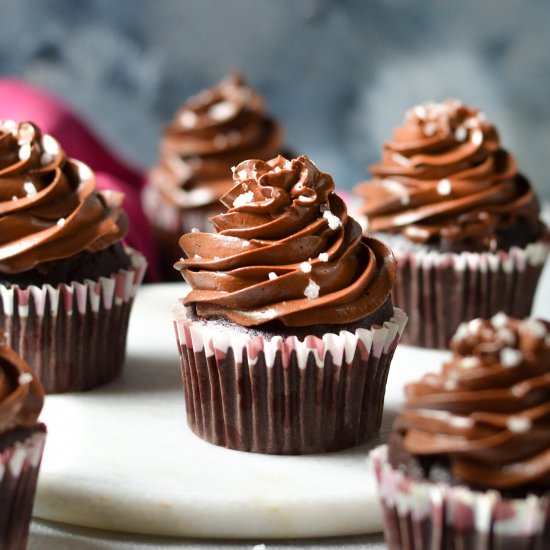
[370,446,549,550]
[392,240,549,349]
[0,426,46,550]
[0,248,147,393]
[173,304,407,454]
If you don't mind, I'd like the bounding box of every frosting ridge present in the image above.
[175,155,396,327]
[395,313,550,490]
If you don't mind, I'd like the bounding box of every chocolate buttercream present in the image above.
[355,99,547,251]
[394,313,550,490]
[149,74,284,210]
[0,120,128,274]
[0,333,43,433]
[175,155,396,327]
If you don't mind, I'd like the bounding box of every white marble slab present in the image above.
[32,254,550,539]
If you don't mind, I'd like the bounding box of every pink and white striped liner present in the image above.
[392,240,549,349]
[173,304,407,454]
[0,249,147,393]
[370,445,549,549]
[0,428,47,550]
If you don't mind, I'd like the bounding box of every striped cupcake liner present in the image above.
[0,249,147,393]
[370,445,549,550]
[392,240,549,349]
[0,427,47,550]
[173,304,407,454]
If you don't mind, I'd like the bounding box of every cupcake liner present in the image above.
[172,304,407,454]
[0,427,47,550]
[370,445,549,550]
[0,249,147,393]
[392,240,549,349]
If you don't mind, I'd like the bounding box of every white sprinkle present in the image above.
[323,210,343,230]
[464,117,479,129]
[268,272,278,280]
[18,143,31,160]
[237,170,249,180]
[423,122,437,137]
[471,130,483,146]
[213,256,220,261]
[414,105,427,119]
[194,254,201,259]
[191,228,200,233]
[318,252,329,262]
[17,122,35,144]
[500,347,522,368]
[0,120,17,132]
[180,111,197,128]
[18,373,33,385]
[300,261,312,273]
[400,194,411,206]
[209,100,238,122]
[241,241,250,247]
[520,319,547,338]
[477,111,487,122]
[459,357,480,369]
[56,218,66,227]
[491,312,509,329]
[231,166,236,173]
[213,134,228,149]
[497,328,516,346]
[444,380,458,390]
[437,179,451,196]
[453,322,469,341]
[391,153,410,167]
[304,280,320,299]
[455,126,467,142]
[40,152,54,165]
[11,195,17,201]
[507,416,531,434]
[23,181,37,197]
[233,191,254,208]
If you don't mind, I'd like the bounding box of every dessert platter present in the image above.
[32,254,549,541]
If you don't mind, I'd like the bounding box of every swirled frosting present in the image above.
[0,335,44,433]
[175,155,396,327]
[354,99,547,251]
[394,313,550,490]
[148,74,284,210]
[0,120,128,274]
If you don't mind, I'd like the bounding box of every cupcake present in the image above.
[0,120,147,393]
[143,74,285,280]
[371,313,550,549]
[0,334,46,549]
[354,99,550,348]
[172,155,407,454]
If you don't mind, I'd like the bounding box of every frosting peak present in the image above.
[355,99,546,251]
[175,155,396,327]
[395,314,550,490]
[0,120,128,274]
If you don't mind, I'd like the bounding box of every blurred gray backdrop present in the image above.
[1,0,549,199]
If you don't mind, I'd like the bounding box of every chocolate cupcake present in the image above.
[371,313,550,549]
[0,120,147,393]
[0,335,46,549]
[143,74,286,280]
[354,99,549,348]
[172,155,407,454]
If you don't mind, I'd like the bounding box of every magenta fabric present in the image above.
[0,78,159,281]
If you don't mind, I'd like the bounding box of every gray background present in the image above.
[1,0,549,198]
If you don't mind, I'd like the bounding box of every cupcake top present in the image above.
[0,120,128,274]
[175,155,396,328]
[148,74,284,210]
[0,333,44,434]
[394,313,550,491]
[354,99,547,252]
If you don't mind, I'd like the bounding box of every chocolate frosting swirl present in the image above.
[175,155,396,327]
[395,313,550,490]
[0,120,128,274]
[0,333,44,433]
[149,74,284,209]
[354,99,547,251]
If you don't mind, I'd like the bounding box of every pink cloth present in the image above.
[0,78,159,281]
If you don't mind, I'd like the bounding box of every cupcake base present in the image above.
[0,426,47,550]
[370,445,549,550]
[391,240,549,348]
[173,304,407,454]
[0,248,147,393]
